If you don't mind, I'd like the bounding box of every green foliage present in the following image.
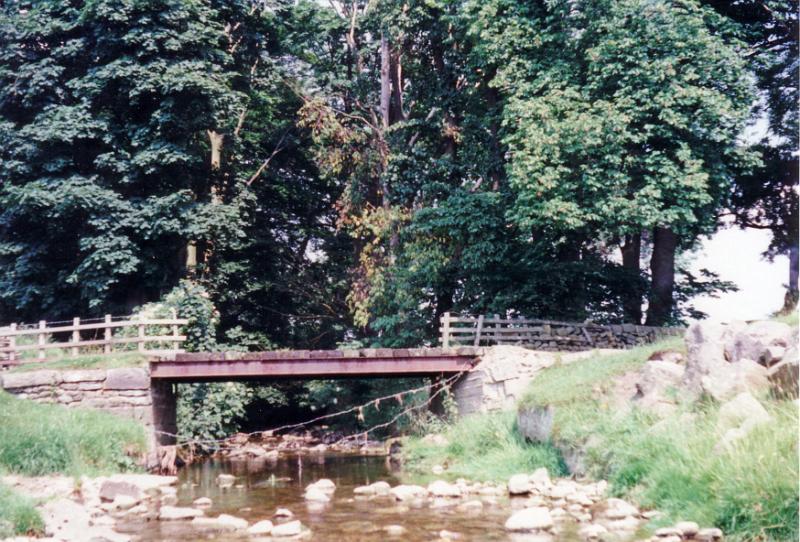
[177,382,253,449]
[0,391,146,476]
[151,280,220,352]
[0,483,43,538]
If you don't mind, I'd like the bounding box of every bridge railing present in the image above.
[439,312,683,350]
[0,313,188,368]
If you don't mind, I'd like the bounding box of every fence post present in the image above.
[9,323,16,363]
[138,320,145,353]
[104,314,112,355]
[38,320,46,360]
[170,309,179,351]
[474,314,484,347]
[71,317,80,357]
[441,312,451,348]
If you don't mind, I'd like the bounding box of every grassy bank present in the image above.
[404,339,798,541]
[0,391,147,476]
[404,411,567,482]
[0,391,148,535]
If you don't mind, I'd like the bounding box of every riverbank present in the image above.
[0,391,147,537]
[404,320,799,541]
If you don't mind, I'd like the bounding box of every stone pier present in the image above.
[0,367,177,449]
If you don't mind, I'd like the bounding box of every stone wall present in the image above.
[0,368,176,449]
[452,346,613,415]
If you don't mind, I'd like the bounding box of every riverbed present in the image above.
[121,453,527,541]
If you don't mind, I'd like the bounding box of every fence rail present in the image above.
[440,313,683,351]
[0,314,189,368]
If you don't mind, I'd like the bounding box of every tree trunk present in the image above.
[782,242,799,312]
[380,32,392,131]
[645,227,678,326]
[620,233,642,324]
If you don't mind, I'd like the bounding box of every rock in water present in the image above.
[507,474,532,495]
[504,507,554,532]
[390,485,427,501]
[216,474,236,488]
[158,506,204,521]
[272,520,303,537]
[427,480,462,498]
[304,487,331,502]
[248,520,274,535]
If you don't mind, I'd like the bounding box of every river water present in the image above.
[127,453,532,541]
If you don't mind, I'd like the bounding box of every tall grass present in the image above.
[0,391,147,476]
[404,411,566,482]
[0,483,43,537]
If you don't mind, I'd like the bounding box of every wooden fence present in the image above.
[0,313,189,368]
[439,313,683,350]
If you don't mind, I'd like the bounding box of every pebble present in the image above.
[216,474,236,488]
[697,527,724,541]
[274,508,294,518]
[383,524,407,536]
[193,497,212,507]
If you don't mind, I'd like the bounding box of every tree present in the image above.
[473,0,755,325]
[0,0,267,320]
[703,0,799,310]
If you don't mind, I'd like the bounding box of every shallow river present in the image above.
[125,453,541,542]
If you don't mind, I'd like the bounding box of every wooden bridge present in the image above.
[149,347,481,381]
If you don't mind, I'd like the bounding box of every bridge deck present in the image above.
[150,347,482,381]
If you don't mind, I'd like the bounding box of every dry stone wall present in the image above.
[0,368,176,449]
[459,323,684,351]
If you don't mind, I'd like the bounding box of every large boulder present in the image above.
[767,330,798,398]
[715,392,772,453]
[724,321,793,366]
[633,360,684,415]
[700,359,770,402]
[683,321,773,401]
[718,392,772,431]
[683,322,728,398]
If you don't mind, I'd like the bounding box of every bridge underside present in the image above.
[150,347,481,382]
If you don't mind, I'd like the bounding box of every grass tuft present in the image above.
[0,391,147,476]
[0,482,43,537]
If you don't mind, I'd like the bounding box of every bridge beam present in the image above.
[150,348,480,382]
